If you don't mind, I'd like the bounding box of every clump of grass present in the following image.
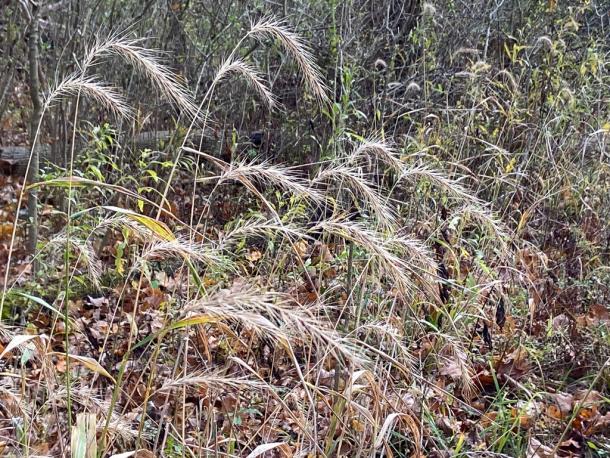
[0,15,525,458]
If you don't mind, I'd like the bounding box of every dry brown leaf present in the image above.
[246,248,262,262]
[551,392,574,416]
[439,360,463,380]
[546,404,563,420]
[527,437,554,458]
[294,239,309,258]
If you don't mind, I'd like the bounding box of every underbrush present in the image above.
[0,13,608,458]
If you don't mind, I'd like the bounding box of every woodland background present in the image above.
[0,0,609,457]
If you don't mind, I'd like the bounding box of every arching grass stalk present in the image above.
[0,79,80,440]
[62,87,84,431]
[155,16,329,224]
[1,67,133,318]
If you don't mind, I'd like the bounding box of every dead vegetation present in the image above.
[0,2,609,457]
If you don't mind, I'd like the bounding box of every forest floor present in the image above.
[0,166,609,457]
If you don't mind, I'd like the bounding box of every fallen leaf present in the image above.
[294,239,309,258]
[439,360,463,380]
[48,352,116,383]
[551,392,574,416]
[552,314,571,331]
[589,304,609,322]
[527,437,554,458]
[246,249,262,262]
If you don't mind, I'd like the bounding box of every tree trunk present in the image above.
[0,70,15,125]
[27,3,42,268]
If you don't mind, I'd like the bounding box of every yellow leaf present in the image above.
[49,352,115,383]
[103,206,175,241]
[166,314,220,332]
[27,176,93,190]
[505,157,517,174]
[351,418,365,432]
[517,208,532,234]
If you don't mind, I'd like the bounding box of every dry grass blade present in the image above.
[246,443,288,458]
[247,17,329,105]
[45,74,133,119]
[373,412,421,452]
[0,334,45,359]
[47,352,115,383]
[71,413,97,458]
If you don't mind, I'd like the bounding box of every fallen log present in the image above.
[0,130,210,176]
[0,145,51,176]
[0,127,277,176]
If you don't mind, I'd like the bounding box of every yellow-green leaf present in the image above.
[103,206,175,241]
[165,314,220,332]
[28,176,96,190]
